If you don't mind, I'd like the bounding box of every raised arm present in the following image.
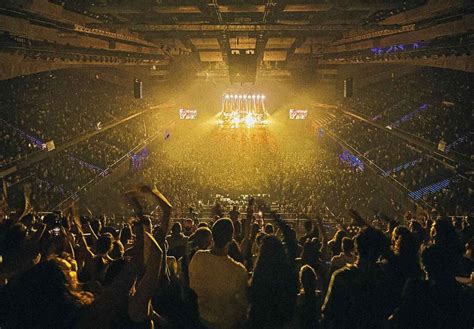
[271,212,298,262]
[17,184,33,223]
[85,221,99,243]
[325,206,349,235]
[141,185,172,237]
[128,232,163,323]
[133,186,173,285]
[348,209,370,228]
[72,216,94,260]
[239,197,255,259]
[315,213,328,245]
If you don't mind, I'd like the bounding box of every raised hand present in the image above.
[348,208,367,227]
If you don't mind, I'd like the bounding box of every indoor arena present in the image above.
[0,1,473,328]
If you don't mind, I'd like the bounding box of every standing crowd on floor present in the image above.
[1,187,473,329]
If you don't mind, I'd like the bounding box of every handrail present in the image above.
[0,111,147,178]
[313,117,435,212]
[53,129,164,210]
[339,108,473,169]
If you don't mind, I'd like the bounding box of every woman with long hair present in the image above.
[2,257,94,329]
[247,234,298,329]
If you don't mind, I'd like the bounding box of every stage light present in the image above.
[231,116,241,125]
[218,93,268,128]
[244,113,256,128]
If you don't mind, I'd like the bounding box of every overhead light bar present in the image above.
[223,93,266,100]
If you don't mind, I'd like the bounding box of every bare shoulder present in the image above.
[227,256,247,273]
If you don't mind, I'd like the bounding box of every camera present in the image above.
[52,227,61,236]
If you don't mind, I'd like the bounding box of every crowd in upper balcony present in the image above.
[315,67,472,215]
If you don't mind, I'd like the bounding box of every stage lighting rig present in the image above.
[218,93,269,128]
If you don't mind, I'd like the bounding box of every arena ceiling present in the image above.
[0,0,472,81]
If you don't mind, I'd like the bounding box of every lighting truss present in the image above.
[218,94,269,128]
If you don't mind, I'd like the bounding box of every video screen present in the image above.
[289,109,307,120]
[179,109,198,120]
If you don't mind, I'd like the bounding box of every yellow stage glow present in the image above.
[218,93,268,128]
[231,116,241,125]
[245,113,256,128]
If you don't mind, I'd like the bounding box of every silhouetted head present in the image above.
[211,218,234,249]
[190,226,212,250]
[109,240,124,260]
[119,225,133,245]
[170,222,182,235]
[4,257,94,329]
[1,223,27,251]
[264,223,274,234]
[355,227,386,263]
[96,233,113,255]
[100,226,118,240]
[90,219,102,235]
[421,244,455,281]
[300,264,317,294]
[304,220,313,233]
[430,218,457,246]
[341,237,355,255]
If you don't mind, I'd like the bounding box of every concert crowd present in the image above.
[0,67,473,328]
[0,186,473,329]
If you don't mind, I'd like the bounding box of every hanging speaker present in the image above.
[134,79,143,99]
[228,51,257,84]
[344,78,353,98]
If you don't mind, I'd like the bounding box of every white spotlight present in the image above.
[244,113,256,128]
[231,116,240,125]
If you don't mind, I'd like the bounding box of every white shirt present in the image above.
[189,250,248,329]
